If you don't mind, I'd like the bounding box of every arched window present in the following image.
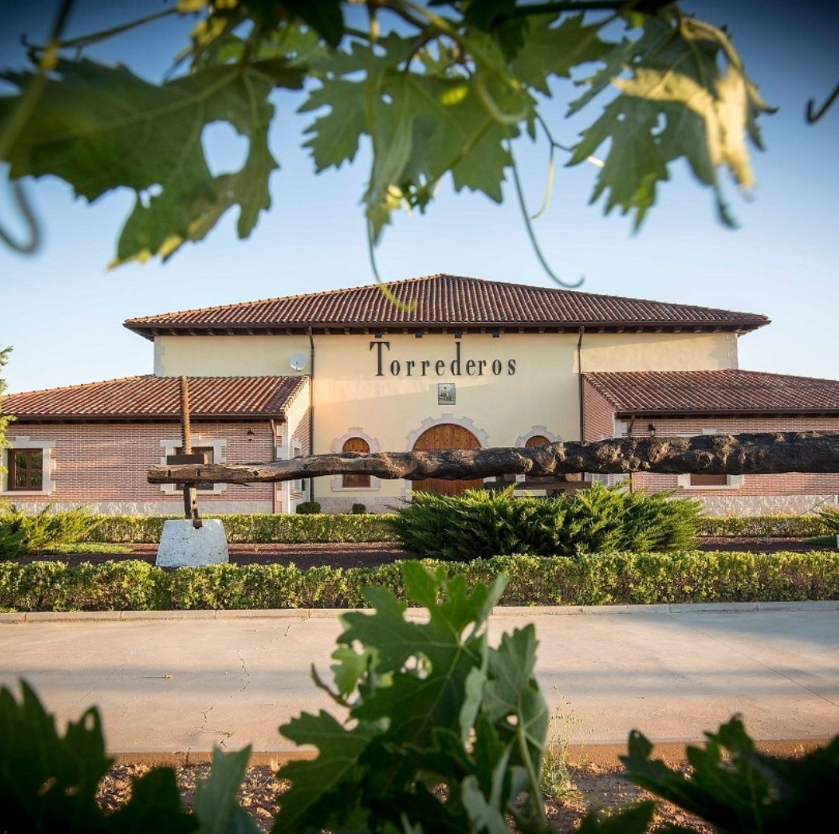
[524,435,550,482]
[342,437,371,488]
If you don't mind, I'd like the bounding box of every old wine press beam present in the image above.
[163,376,203,528]
[149,432,839,486]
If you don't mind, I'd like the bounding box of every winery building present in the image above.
[5,274,839,516]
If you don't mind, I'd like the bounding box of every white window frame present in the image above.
[677,428,744,490]
[1,437,56,495]
[159,437,227,494]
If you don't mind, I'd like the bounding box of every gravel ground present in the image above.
[17,537,837,569]
[96,762,711,832]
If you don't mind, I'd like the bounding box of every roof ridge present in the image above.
[4,374,153,399]
[5,375,304,399]
[586,368,839,384]
[123,274,455,325]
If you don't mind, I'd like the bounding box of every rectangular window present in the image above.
[8,449,44,491]
[175,446,214,491]
[689,473,729,487]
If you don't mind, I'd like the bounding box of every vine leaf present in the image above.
[512,13,613,95]
[568,17,773,228]
[193,746,260,834]
[0,58,303,265]
[273,711,375,834]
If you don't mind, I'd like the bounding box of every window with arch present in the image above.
[342,437,371,488]
[524,435,550,482]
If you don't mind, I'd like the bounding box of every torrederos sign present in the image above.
[370,340,516,377]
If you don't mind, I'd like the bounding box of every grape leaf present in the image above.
[0,58,303,265]
[193,746,259,834]
[568,17,772,228]
[512,14,613,95]
[273,711,376,834]
[0,680,195,834]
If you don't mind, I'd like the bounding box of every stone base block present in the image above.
[156,519,229,567]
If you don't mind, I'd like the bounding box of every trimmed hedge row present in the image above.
[77,512,836,544]
[82,513,397,544]
[696,515,833,538]
[2,552,837,611]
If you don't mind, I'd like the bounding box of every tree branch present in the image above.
[148,432,839,485]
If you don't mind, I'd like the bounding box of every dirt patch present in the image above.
[16,536,835,569]
[96,762,710,832]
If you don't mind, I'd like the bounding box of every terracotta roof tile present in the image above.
[4,376,307,422]
[585,370,839,416]
[124,274,769,336]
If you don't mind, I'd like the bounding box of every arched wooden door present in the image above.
[412,423,483,496]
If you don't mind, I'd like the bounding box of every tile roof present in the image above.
[584,370,839,416]
[3,376,307,422]
[124,274,769,337]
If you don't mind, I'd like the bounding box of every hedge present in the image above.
[76,512,837,545]
[82,513,397,544]
[696,515,833,538]
[1,551,837,612]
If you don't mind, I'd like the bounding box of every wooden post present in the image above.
[179,376,202,529]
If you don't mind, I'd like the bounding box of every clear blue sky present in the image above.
[1,0,837,394]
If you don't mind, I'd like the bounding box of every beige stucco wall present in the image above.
[154,330,739,510]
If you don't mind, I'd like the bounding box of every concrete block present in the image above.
[0,613,26,624]
[757,600,839,611]
[581,604,671,615]
[156,519,229,568]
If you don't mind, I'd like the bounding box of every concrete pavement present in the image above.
[1,605,838,760]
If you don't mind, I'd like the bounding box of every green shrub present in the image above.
[295,501,321,514]
[80,513,396,543]
[351,502,367,514]
[387,484,701,561]
[1,551,836,612]
[816,505,839,534]
[697,514,833,538]
[0,505,100,559]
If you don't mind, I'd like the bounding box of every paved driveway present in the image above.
[1,605,838,758]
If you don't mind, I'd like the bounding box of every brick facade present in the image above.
[3,421,276,515]
[580,378,839,515]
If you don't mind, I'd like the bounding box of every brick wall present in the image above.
[3,421,275,514]
[582,380,616,441]
[623,416,839,509]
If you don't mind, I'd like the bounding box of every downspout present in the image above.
[269,418,278,514]
[308,328,315,502]
[626,414,636,493]
[577,327,585,441]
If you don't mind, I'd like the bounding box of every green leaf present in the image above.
[512,14,613,95]
[0,679,195,834]
[482,625,549,770]
[568,16,772,228]
[461,774,507,834]
[107,768,196,834]
[274,710,375,834]
[280,0,344,48]
[193,746,258,834]
[0,680,112,832]
[0,58,303,265]
[577,801,657,834]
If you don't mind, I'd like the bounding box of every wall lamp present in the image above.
[492,328,500,338]
[415,331,423,339]
[247,428,255,442]
[454,329,463,340]
[647,423,656,438]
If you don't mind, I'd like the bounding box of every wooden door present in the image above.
[412,424,483,496]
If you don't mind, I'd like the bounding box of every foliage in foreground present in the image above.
[388,485,701,561]
[816,505,839,535]
[0,504,100,560]
[0,680,257,833]
[0,2,770,268]
[0,346,11,477]
[1,565,837,834]
[2,551,837,612]
[273,562,549,832]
